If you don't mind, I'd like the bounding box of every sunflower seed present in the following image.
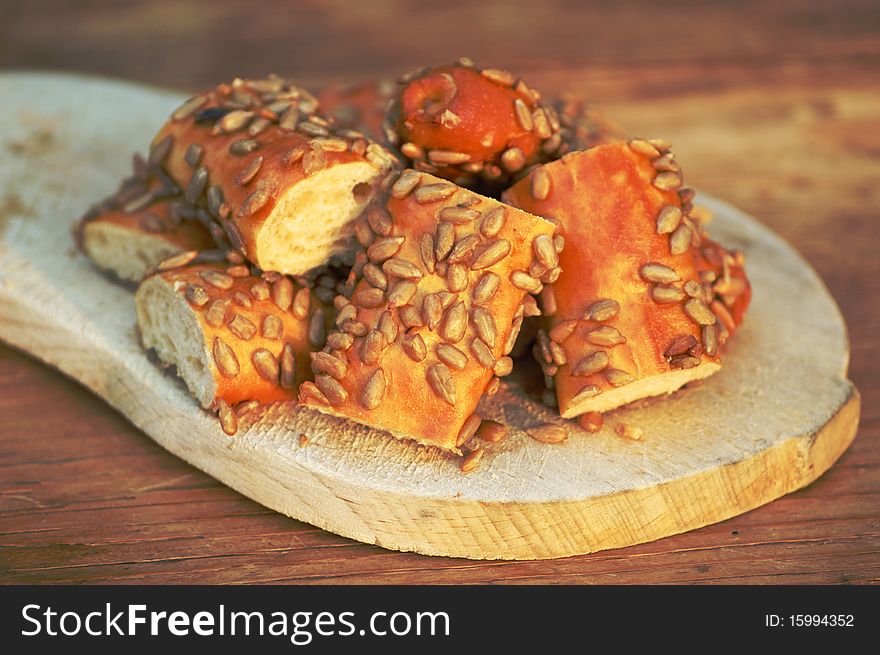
[651,285,685,303]
[702,324,719,357]
[388,279,418,306]
[361,330,384,366]
[578,412,604,433]
[439,207,479,225]
[324,331,350,351]
[418,233,436,273]
[283,145,306,166]
[530,234,557,270]
[422,293,443,330]
[471,306,497,347]
[547,320,576,344]
[549,340,567,366]
[205,299,230,327]
[570,384,601,404]
[230,139,260,156]
[664,335,698,357]
[493,356,514,377]
[354,286,385,308]
[476,420,507,443]
[616,424,643,440]
[572,351,609,376]
[437,343,468,370]
[238,187,271,217]
[148,134,174,166]
[530,168,551,200]
[258,315,283,340]
[382,257,422,279]
[604,368,634,387]
[670,223,692,256]
[477,207,506,239]
[584,298,620,322]
[587,326,626,346]
[234,156,263,186]
[356,368,386,410]
[528,424,567,444]
[184,167,209,204]
[440,301,468,343]
[367,206,393,237]
[402,333,427,362]
[184,143,204,167]
[213,337,240,378]
[628,138,660,158]
[427,364,456,405]
[227,264,250,279]
[391,170,421,198]
[640,263,680,284]
[414,182,457,204]
[497,146,525,172]
[302,144,327,176]
[434,221,455,261]
[315,374,348,405]
[481,67,515,86]
[219,109,254,133]
[446,263,469,292]
[250,280,270,301]
[366,235,404,262]
[270,277,293,311]
[183,284,209,307]
[397,305,422,329]
[510,270,542,293]
[470,239,511,271]
[308,308,326,347]
[287,287,309,320]
[196,270,231,290]
[669,354,701,369]
[460,447,483,472]
[427,149,470,165]
[514,98,533,131]
[227,314,257,340]
[470,337,496,369]
[172,95,207,120]
[656,205,682,234]
[684,298,717,326]
[361,263,387,291]
[448,234,481,263]
[654,171,683,190]
[652,153,680,172]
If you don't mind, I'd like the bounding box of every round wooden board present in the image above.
[0,73,860,560]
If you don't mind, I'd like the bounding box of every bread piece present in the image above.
[75,156,214,282]
[135,262,332,409]
[151,75,400,275]
[383,59,563,186]
[299,170,557,451]
[504,141,741,419]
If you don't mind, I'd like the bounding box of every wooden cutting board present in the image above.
[0,72,860,560]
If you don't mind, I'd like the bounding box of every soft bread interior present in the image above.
[560,361,721,419]
[83,221,184,282]
[256,161,381,274]
[135,275,217,408]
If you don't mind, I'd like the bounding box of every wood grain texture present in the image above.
[0,0,878,581]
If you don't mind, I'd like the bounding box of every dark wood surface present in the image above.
[1,0,878,584]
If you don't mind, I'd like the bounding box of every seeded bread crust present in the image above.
[135,262,332,414]
[503,141,750,419]
[299,170,557,452]
[317,78,395,143]
[150,76,400,276]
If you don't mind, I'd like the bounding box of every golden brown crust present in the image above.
[150,76,399,273]
[384,60,563,186]
[503,141,745,417]
[137,262,334,407]
[299,170,557,451]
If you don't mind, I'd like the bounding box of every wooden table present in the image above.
[1,0,877,584]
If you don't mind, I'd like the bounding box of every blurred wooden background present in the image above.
[1,0,878,583]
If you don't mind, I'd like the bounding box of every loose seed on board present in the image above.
[587,326,626,347]
[616,424,643,440]
[213,337,240,378]
[639,263,680,284]
[460,448,483,473]
[572,351,609,376]
[228,313,257,340]
[584,298,620,322]
[361,368,386,410]
[528,424,567,445]
[456,413,482,448]
[476,420,507,443]
[579,412,604,433]
[683,298,717,326]
[427,364,456,405]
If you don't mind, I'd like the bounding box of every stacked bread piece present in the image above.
[75,61,750,468]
